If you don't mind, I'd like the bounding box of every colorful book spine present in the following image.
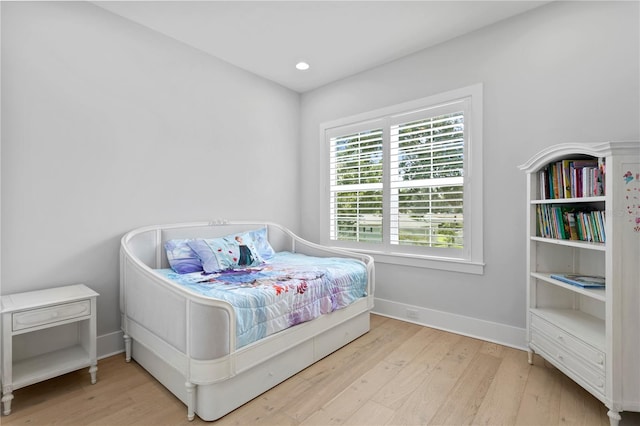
[538,158,604,199]
[535,205,606,242]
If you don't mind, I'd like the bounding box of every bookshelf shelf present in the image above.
[530,272,606,302]
[530,236,606,251]
[520,141,639,426]
[531,196,605,205]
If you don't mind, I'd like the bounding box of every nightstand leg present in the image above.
[89,364,98,384]
[527,348,534,365]
[1,387,13,416]
[2,314,13,415]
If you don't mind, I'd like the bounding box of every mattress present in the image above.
[156,251,368,348]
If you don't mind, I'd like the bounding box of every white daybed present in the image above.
[119,220,374,421]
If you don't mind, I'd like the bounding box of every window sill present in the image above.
[348,249,485,275]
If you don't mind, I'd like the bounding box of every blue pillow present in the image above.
[164,239,203,274]
[187,232,264,273]
[249,227,276,260]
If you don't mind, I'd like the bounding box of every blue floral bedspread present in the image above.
[156,251,368,348]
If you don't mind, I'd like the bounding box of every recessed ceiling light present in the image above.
[296,61,310,71]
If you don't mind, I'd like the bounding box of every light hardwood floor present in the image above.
[3,314,639,425]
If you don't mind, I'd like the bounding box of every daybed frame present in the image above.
[120,220,375,421]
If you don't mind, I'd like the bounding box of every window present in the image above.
[320,84,484,274]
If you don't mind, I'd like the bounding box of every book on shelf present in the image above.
[538,158,605,199]
[550,273,606,288]
[535,205,606,242]
[563,211,579,240]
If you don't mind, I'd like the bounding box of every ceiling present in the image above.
[94,1,552,93]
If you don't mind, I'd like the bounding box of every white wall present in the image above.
[1,1,300,354]
[299,1,639,347]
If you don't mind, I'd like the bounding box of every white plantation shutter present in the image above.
[390,108,465,248]
[329,127,384,242]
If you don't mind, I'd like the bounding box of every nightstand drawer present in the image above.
[12,300,91,331]
[530,313,605,371]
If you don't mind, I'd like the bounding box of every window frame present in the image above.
[319,84,484,274]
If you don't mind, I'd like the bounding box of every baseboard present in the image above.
[97,329,125,359]
[371,298,527,351]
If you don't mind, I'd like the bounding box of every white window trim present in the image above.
[319,84,484,275]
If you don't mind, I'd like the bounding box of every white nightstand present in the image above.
[1,284,99,415]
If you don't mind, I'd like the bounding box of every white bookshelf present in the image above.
[520,141,639,426]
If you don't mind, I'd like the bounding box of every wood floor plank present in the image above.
[382,324,438,367]
[215,405,298,426]
[384,334,483,425]
[342,399,396,426]
[370,328,459,411]
[472,347,532,425]
[514,355,564,425]
[479,340,507,358]
[428,351,502,425]
[300,360,401,425]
